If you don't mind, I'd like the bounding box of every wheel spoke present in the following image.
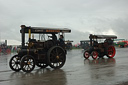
[51,53,56,57]
[15,64,18,69]
[56,48,58,55]
[23,65,26,69]
[12,59,16,62]
[28,65,31,69]
[12,64,16,67]
[58,58,63,62]
[58,62,61,66]
[58,53,62,56]
[51,56,56,62]
[11,61,15,64]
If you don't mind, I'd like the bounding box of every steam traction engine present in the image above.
[9,25,71,72]
[83,34,117,59]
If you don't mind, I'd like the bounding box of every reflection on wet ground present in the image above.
[84,58,116,65]
[83,58,116,85]
[9,69,67,85]
[0,48,128,85]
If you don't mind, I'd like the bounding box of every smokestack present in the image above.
[5,40,7,46]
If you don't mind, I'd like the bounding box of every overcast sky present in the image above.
[0,0,128,45]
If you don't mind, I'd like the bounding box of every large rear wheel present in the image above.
[47,46,66,69]
[9,55,21,72]
[20,55,35,72]
[107,46,116,58]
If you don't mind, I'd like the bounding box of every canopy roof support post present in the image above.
[21,25,25,47]
[89,34,93,46]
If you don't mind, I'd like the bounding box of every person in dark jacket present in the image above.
[59,35,65,47]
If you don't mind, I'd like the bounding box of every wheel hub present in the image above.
[15,62,20,64]
[27,62,31,65]
[56,56,59,59]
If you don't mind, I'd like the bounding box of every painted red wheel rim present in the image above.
[92,51,98,59]
[84,51,90,59]
[6,49,11,54]
[107,46,116,58]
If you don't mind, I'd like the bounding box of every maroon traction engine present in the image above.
[83,34,117,59]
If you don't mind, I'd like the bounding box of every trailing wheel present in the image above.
[36,62,48,68]
[9,55,21,72]
[47,46,66,69]
[20,55,35,72]
[107,46,116,58]
[91,51,98,59]
[83,51,90,59]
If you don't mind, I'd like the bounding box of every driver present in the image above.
[59,35,65,47]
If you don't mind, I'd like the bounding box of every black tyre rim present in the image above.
[9,55,21,72]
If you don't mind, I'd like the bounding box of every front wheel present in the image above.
[83,51,90,59]
[47,46,66,69]
[9,55,21,72]
[91,51,98,59]
[20,55,35,72]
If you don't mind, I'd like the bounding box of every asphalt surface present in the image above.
[0,48,128,85]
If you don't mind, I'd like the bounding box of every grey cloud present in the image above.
[65,29,90,44]
[0,0,128,44]
[111,18,128,39]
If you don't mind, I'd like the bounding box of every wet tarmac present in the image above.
[0,48,128,85]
